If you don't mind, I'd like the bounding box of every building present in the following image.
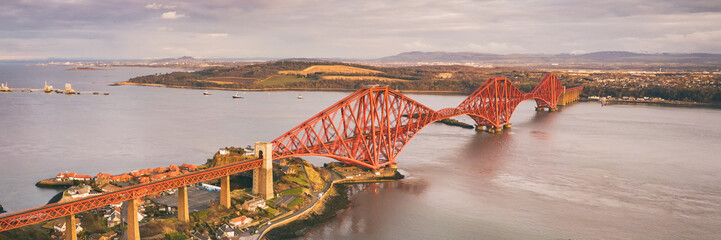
[215,224,236,239]
[53,218,83,233]
[168,164,180,172]
[87,232,117,240]
[229,216,253,228]
[219,149,230,155]
[181,163,197,171]
[281,166,295,174]
[105,210,122,227]
[201,183,220,191]
[67,185,92,199]
[110,174,132,182]
[241,198,266,212]
[56,172,92,181]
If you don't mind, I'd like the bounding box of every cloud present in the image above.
[403,39,435,51]
[466,43,527,54]
[161,11,186,19]
[205,33,228,38]
[146,3,177,10]
[2,0,721,59]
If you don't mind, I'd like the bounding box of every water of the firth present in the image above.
[1,63,720,239]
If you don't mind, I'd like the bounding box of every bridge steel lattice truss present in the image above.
[0,73,582,232]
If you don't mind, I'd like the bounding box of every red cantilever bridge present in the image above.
[0,73,582,239]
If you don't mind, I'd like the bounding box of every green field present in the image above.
[287,176,308,186]
[287,197,305,208]
[280,187,306,196]
[260,75,307,86]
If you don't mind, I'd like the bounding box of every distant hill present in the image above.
[376,51,721,67]
[377,51,502,62]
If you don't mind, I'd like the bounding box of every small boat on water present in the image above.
[203,90,212,95]
[64,83,76,94]
[232,92,243,99]
[297,93,303,99]
[43,81,54,93]
[0,83,12,92]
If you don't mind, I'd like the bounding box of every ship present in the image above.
[43,82,54,93]
[232,92,243,99]
[0,83,12,92]
[203,90,212,95]
[64,83,76,94]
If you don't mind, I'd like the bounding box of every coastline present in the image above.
[260,170,403,239]
[113,81,471,95]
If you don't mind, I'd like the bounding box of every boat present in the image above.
[232,92,243,99]
[43,82,54,93]
[297,93,303,99]
[203,90,212,95]
[0,83,12,92]
[64,83,76,94]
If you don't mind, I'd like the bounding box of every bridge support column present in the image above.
[177,186,189,222]
[126,198,140,240]
[220,175,231,208]
[64,214,77,240]
[253,142,274,200]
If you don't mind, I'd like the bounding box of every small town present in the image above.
[27,146,400,240]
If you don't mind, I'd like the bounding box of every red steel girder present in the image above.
[271,86,439,169]
[0,72,579,234]
[455,77,527,127]
[531,73,565,109]
[0,159,262,232]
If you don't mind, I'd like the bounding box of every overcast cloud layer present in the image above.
[1,0,721,59]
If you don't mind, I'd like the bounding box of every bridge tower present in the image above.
[253,142,274,200]
[64,214,77,240]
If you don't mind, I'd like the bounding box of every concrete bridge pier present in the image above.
[64,214,76,240]
[126,198,140,240]
[253,142,274,200]
[178,186,189,222]
[220,175,230,208]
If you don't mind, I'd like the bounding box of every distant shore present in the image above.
[67,67,109,71]
[114,81,471,95]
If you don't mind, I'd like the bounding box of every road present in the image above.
[252,166,339,239]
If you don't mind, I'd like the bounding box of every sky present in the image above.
[1,0,721,60]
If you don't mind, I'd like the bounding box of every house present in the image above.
[166,171,181,178]
[154,167,168,173]
[100,184,120,192]
[110,174,132,182]
[229,216,253,228]
[281,166,295,174]
[105,210,122,227]
[181,163,197,171]
[219,149,229,155]
[67,185,92,198]
[56,172,92,181]
[168,164,180,172]
[189,232,212,240]
[150,174,167,181]
[215,224,236,239]
[241,198,266,212]
[53,218,83,233]
[243,146,255,156]
[87,232,117,240]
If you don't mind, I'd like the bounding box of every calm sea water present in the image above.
[1,63,720,239]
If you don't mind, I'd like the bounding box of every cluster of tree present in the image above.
[126,61,721,103]
[583,85,721,103]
